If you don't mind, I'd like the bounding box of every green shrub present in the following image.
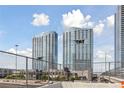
[41,75,52,81]
[75,76,80,80]
[56,76,60,81]
[52,76,66,81]
[5,74,25,80]
[60,76,66,81]
[70,77,75,82]
[41,75,48,81]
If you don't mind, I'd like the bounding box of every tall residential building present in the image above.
[115,5,124,69]
[32,32,58,71]
[63,27,93,71]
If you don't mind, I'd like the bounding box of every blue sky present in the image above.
[0,5,117,68]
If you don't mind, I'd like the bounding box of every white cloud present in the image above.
[62,9,114,36]
[106,15,114,27]
[93,15,114,35]
[94,50,113,62]
[62,9,106,36]
[8,48,16,54]
[87,22,94,27]
[8,48,32,57]
[85,15,91,21]
[94,45,114,62]
[62,9,94,28]
[31,13,50,26]
[93,22,104,35]
[95,50,112,60]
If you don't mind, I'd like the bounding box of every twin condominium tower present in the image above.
[32,5,124,73]
[63,28,93,71]
[32,27,93,71]
[32,32,58,70]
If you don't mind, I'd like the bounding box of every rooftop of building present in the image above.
[64,27,93,33]
[33,31,57,38]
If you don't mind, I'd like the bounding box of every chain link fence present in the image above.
[0,50,123,87]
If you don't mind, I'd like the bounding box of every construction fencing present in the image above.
[0,50,123,88]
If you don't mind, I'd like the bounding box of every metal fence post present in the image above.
[48,61,50,84]
[26,57,28,88]
[109,62,111,82]
[105,52,107,76]
[60,64,61,74]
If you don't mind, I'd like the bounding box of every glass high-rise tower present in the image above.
[63,27,93,71]
[115,5,124,69]
[32,32,58,70]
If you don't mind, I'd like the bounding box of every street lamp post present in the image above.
[104,51,113,77]
[104,52,107,75]
[15,44,19,82]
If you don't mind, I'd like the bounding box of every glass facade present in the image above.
[115,5,124,69]
[63,27,93,71]
[32,32,58,70]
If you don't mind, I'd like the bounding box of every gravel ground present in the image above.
[41,82,62,88]
[0,79,48,88]
[61,82,121,88]
[0,79,121,88]
[0,83,42,88]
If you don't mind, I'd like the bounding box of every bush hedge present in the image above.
[5,74,25,80]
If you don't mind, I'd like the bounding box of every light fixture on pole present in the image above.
[104,52,107,75]
[15,44,19,75]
